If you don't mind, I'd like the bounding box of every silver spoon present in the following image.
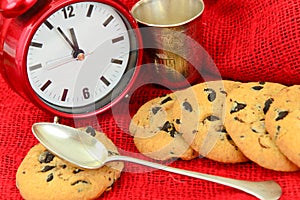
[32,122,282,200]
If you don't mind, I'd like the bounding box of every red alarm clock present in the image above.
[0,0,143,118]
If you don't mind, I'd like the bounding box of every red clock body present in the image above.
[0,0,143,118]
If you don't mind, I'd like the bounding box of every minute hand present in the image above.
[57,27,85,60]
[57,27,76,50]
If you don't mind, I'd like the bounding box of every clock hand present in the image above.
[57,27,85,61]
[57,27,76,50]
[45,55,75,71]
[69,28,80,50]
[45,51,94,71]
[69,28,85,60]
[46,33,123,71]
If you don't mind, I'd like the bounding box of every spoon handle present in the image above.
[106,155,282,200]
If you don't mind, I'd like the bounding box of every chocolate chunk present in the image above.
[230,101,247,114]
[71,180,89,186]
[234,117,245,123]
[226,134,233,141]
[275,126,281,140]
[60,164,67,169]
[220,90,227,95]
[175,119,181,124]
[41,165,56,172]
[251,128,258,133]
[226,134,237,149]
[252,86,264,90]
[46,173,54,182]
[204,88,216,102]
[276,125,281,132]
[216,125,227,133]
[160,121,172,132]
[73,169,84,174]
[263,98,274,114]
[85,126,96,137]
[152,106,161,115]
[205,115,220,121]
[276,111,289,121]
[39,151,55,163]
[160,121,179,138]
[160,96,173,104]
[182,101,193,112]
[258,82,265,85]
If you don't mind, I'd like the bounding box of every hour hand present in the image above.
[69,28,85,59]
[70,28,79,50]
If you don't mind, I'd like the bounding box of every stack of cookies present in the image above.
[129,80,300,172]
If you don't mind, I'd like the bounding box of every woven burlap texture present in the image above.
[1,0,300,199]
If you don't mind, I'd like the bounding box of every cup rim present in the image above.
[130,0,205,28]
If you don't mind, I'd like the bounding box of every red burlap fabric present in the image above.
[1,0,300,199]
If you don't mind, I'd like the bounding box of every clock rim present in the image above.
[1,0,143,118]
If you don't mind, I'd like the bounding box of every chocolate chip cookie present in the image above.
[172,80,249,163]
[225,82,299,171]
[129,95,198,161]
[16,127,124,200]
[265,85,300,167]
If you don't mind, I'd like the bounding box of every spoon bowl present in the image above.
[32,122,282,200]
[32,123,107,169]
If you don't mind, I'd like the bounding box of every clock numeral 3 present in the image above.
[83,88,90,99]
[62,6,75,19]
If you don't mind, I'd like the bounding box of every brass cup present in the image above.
[131,0,205,88]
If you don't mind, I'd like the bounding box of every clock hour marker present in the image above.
[30,42,43,48]
[29,63,42,71]
[44,20,54,30]
[61,89,68,101]
[111,58,123,65]
[40,80,52,91]
[103,15,114,27]
[86,4,94,17]
[112,36,124,44]
[100,76,111,86]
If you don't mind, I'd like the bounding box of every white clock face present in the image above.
[26,1,134,113]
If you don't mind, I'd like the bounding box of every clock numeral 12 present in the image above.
[62,6,75,19]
